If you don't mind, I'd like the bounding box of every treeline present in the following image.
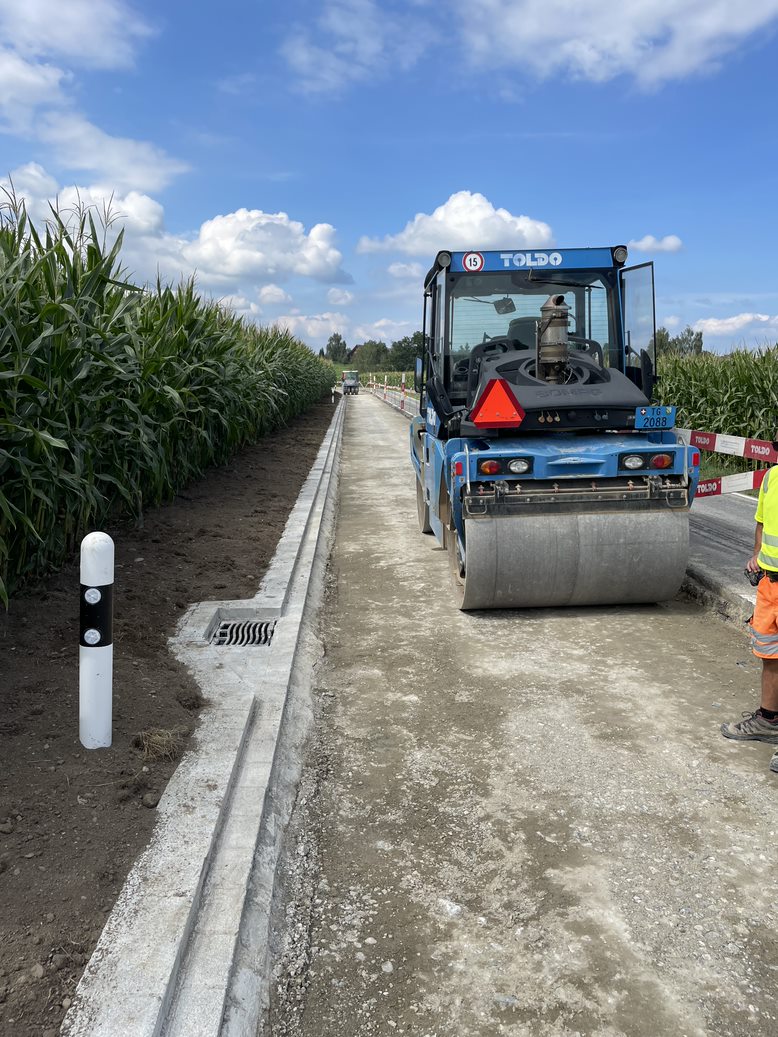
[0,202,335,605]
[656,325,704,357]
[322,331,423,373]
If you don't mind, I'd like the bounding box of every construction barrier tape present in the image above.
[694,469,767,498]
[676,428,778,465]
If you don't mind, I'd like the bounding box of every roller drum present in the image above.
[450,509,690,610]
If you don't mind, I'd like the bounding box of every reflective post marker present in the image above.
[79,532,114,749]
[384,374,387,401]
[401,372,406,412]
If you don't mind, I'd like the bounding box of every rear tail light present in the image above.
[692,451,700,466]
[479,460,502,475]
[650,453,673,469]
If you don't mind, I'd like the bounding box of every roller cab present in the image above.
[411,246,700,609]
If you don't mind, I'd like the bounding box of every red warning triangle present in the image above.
[470,378,526,429]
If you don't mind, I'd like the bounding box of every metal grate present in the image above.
[211,619,277,647]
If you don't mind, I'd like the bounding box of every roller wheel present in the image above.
[416,478,432,534]
[447,524,467,609]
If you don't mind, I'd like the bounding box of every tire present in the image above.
[447,521,467,610]
[416,477,432,534]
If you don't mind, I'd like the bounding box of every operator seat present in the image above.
[506,316,537,349]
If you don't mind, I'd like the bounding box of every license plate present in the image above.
[635,405,676,430]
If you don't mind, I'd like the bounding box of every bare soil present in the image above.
[0,400,337,1037]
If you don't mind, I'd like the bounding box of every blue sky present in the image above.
[3,0,778,352]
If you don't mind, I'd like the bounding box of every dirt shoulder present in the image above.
[0,399,337,1037]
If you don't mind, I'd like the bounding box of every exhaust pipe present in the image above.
[537,294,569,383]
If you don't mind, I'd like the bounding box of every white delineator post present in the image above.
[79,532,115,749]
[384,374,388,401]
[401,371,406,412]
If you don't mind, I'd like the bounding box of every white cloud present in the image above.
[35,112,188,193]
[4,165,351,300]
[358,191,553,255]
[2,162,58,210]
[0,50,67,131]
[276,311,349,343]
[281,0,428,93]
[0,0,151,69]
[388,261,424,279]
[182,209,348,285]
[259,284,293,305]
[219,294,263,318]
[454,0,778,87]
[1,165,166,235]
[0,3,184,195]
[694,313,778,336]
[629,234,683,253]
[327,287,354,306]
[353,317,412,343]
[661,315,682,331]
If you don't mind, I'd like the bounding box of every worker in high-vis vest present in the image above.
[721,464,778,773]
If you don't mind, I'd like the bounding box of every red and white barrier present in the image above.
[676,428,776,498]
[676,428,778,464]
[367,380,420,419]
[693,469,767,498]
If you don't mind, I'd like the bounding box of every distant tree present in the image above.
[325,332,349,363]
[388,330,423,371]
[655,327,671,356]
[351,339,389,371]
[656,325,703,357]
[671,325,703,356]
[318,347,325,357]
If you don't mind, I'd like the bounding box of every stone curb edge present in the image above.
[60,398,346,1037]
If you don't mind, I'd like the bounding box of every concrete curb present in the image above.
[61,398,345,1037]
[683,565,755,629]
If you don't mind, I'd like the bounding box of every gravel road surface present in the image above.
[268,394,778,1037]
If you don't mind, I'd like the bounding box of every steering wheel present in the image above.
[466,338,511,404]
[569,335,604,367]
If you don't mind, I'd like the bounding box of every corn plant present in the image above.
[0,199,335,606]
[656,348,778,475]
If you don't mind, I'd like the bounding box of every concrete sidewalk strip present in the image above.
[61,398,346,1037]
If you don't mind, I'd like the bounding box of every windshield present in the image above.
[448,269,621,371]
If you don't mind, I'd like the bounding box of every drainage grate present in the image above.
[211,619,277,647]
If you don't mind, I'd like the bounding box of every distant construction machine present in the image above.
[410,246,701,609]
[342,370,360,395]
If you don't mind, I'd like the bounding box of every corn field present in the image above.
[368,371,417,391]
[656,349,778,439]
[0,203,335,605]
[656,349,778,476]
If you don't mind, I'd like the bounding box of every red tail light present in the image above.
[479,460,501,475]
[692,451,700,466]
[470,379,525,429]
[650,453,673,469]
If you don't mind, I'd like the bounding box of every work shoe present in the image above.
[721,709,778,744]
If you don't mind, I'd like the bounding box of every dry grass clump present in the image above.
[132,726,190,762]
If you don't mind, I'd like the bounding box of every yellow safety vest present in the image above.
[756,466,778,572]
